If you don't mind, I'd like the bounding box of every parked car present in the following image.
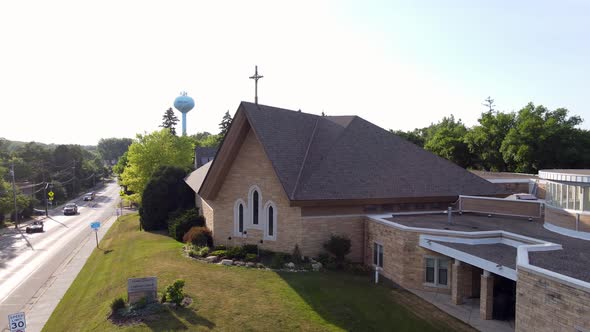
[63,203,78,215]
[26,221,44,233]
[83,192,95,201]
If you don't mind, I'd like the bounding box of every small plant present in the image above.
[270,252,288,269]
[226,246,246,259]
[110,297,126,314]
[134,296,148,309]
[292,244,303,265]
[213,245,227,251]
[197,246,210,257]
[243,244,258,254]
[245,253,258,262]
[210,249,227,257]
[165,279,186,306]
[323,235,351,266]
[183,226,213,247]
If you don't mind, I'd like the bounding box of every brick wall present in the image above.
[301,216,364,262]
[365,219,452,294]
[545,206,590,233]
[460,196,542,218]
[515,269,590,332]
[206,129,303,254]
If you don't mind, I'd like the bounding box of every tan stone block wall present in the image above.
[206,129,303,254]
[516,269,590,332]
[364,219,452,294]
[301,216,365,262]
[200,197,214,232]
[461,196,542,218]
[545,206,590,233]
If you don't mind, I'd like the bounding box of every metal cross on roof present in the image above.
[249,65,263,104]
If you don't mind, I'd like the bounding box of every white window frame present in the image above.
[373,242,384,269]
[233,199,247,237]
[248,185,263,229]
[263,200,277,241]
[424,256,450,288]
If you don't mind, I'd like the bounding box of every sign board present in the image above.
[47,191,54,198]
[127,277,157,304]
[8,312,26,332]
[90,221,100,230]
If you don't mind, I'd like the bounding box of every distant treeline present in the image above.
[391,100,590,173]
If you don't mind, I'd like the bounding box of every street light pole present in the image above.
[10,162,18,229]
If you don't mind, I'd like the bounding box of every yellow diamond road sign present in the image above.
[48,191,54,197]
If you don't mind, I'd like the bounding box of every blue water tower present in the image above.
[174,92,195,136]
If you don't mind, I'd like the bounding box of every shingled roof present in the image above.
[200,102,505,202]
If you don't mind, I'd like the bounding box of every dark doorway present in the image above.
[492,276,516,321]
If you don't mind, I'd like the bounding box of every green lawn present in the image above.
[43,214,474,331]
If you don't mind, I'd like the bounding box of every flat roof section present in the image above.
[434,242,517,270]
[387,213,590,283]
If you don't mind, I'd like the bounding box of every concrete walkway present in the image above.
[17,215,118,332]
[409,289,514,332]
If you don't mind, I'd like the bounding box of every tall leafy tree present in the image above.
[465,98,515,171]
[500,103,583,173]
[160,108,180,135]
[120,129,194,203]
[423,115,473,168]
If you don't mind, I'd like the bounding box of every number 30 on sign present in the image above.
[8,311,26,332]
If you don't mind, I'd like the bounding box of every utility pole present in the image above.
[44,182,49,217]
[72,159,76,195]
[10,162,18,229]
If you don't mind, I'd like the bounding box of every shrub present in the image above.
[226,246,246,259]
[243,244,258,254]
[245,253,258,262]
[210,250,227,257]
[196,246,210,257]
[270,252,289,269]
[213,245,227,251]
[140,166,195,231]
[292,244,303,265]
[168,208,205,242]
[110,297,126,313]
[164,279,185,305]
[182,226,212,247]
[323,235,351,264]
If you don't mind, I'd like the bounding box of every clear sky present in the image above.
[1,0,588,145]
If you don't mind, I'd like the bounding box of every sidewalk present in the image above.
[18,215,119,332]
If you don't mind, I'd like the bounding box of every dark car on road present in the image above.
[63,203,78,215]
[83,192,95,201]
[26,221,44,233]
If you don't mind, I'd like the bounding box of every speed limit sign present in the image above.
[8,312,26,332]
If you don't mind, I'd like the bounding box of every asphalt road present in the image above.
[0,180,121,331]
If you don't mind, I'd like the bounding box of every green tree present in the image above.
[465,108,515,171]
[500,103,583,173]
[423,115,473,168]
[97,138,132,162]
[218,111,232,139]
[121,129,193,202]
[160,108,179,136]
[139,165,195,231]
[389,128,426,147]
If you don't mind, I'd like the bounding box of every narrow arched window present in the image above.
[252,190,259,225]
[238,204,244,233]
[268,206,274,236]
[264,201,277,240]
[234,199,246,237]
